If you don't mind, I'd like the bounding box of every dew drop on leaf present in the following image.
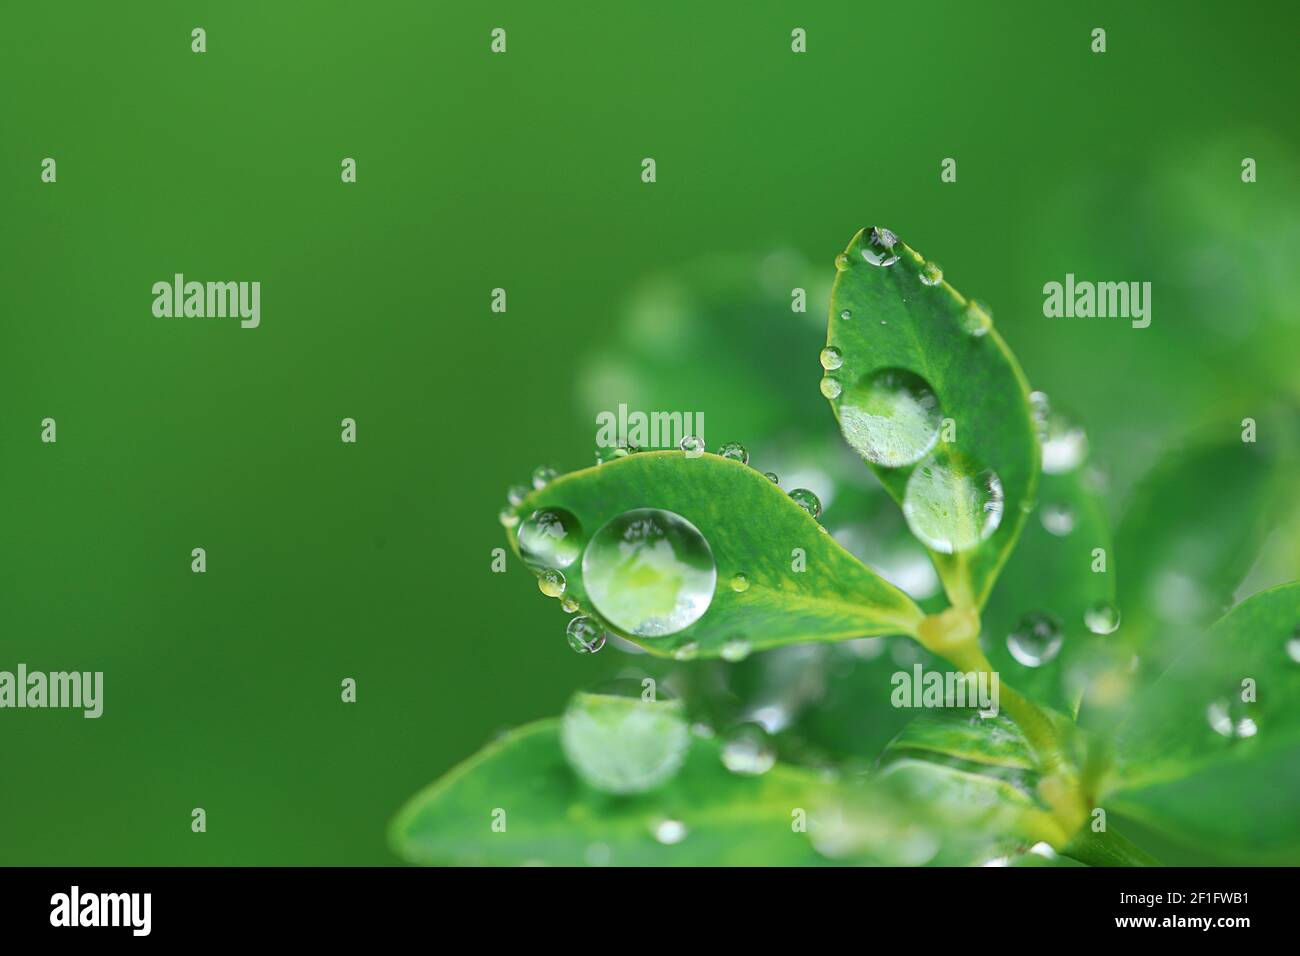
[819,346,844,370]
[721,723,776,775]
[560,594,579,614]
[1039,502,1076,536]
[517,507,584,569]
[565,615,606,654]
[788,487,822,519]
[729,572,750,593]
[1007,612,1064,667]
[763,471,780,484]
[531,465,558,489]
[678,434,704,455]
[820,376,843,400]
[902,455,1004,554]
[834,253,852,272]
[559,686,689,794]
[861,226,900,267]
[1287,631,1300,663]
[581,508,716,637]
[721,637,752,662]
[837,368,942,468]
[672,641,700,661]
[1041,409,1089,474]
[498,507,519,529]
[595,446,630,466]
[506,484,530,507]
[537,568,566,598]
[839,308,852,321]
[920,261,943,286]
[1083,601,1121,635]
[962,300,993,337]
[718,441,749,464]
[1206,699,1257,739]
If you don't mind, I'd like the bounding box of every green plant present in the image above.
[391,227,1299,867]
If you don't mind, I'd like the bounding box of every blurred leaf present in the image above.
[507,451,924,658]
[885,710,1036,772]
[825,227,1038,610]
[984,467,1118,715]
[390,719,833,866]
[1106,582,1300,863]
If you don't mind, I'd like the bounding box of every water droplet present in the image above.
[1041,410,1090,475]
[506,484,530,507]
[1206,698,1257,739]
[861,227,900,267]
[531,465,558,489]
[763,471,780,484]
[678,434,704,455]
[834,253,852,272]
[1286,631,1300,663]
[498,508,520,529]
[517,507,584,569]
[560,595,579,614]
[581,508,717,637]
[1039,502,1075,536]
[838,368,942,468]
[721,724,776,775]
[820,376,842,400]
[788,488,822,519]
[560,686,689,794]
[718,441,749,464]
[730,572,750,593]
[839,308,852,321]
[1084,602,1121,635]
[721,637,752,662]
[672,641,700,661]
[920,261,943,286]
[1007,612,1064,667]
[565,615,607,654]
[962,300,992,337]
[537,568,566,598]
[595,446,630,466]
[653,819,689,845]
[819,346,844,370]
[902,455,1004,554]
[1029,391,1051,443]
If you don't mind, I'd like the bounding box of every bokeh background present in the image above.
[1,1,1297,864]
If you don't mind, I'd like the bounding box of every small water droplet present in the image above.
[839,308,852,321]
[1039,502,1075,536]
[1084,602,1121,635]
[838,368,942,468]
[1041,409,1090,475]
[819,346,844,370]
[517,507,584,569]
[506,484,530,507]
[902,454,1003,554]
[672,641,700,661]
[834,253,852,272]
[730,572,750,593]
[538,568,566,598]
[531,465,558,489]
[1007,612,1063,667]
[1206,698,1257,739]
[560,595,579,614]
[763,471,780,484]
[565,615,607,654]
[653,818,689,845]
[678,434,704,456]
[595,446,630,466]
[920,261,943,286]
[962,300,993,337]
[721,637,752,662]
[582,509,716,637]
[721,724,776,775]
[788,487,822,519]
[1286,631,1300,663]
[1029,391,1051,443]
[861,227,900,267]
[561,685,689,794]
[498,508,520,528]
[820,376,843,400]
[718,441,749,464]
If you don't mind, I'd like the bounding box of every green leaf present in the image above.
[507,451,924,658]
[983,467,1119,715]
[1105,582,1300,863]
[824,227,1039,610]
[389,718,836,866]
[884,710,1037,773]
[1114,435,1276,664]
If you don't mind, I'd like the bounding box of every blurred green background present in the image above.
[1,1,1296,864]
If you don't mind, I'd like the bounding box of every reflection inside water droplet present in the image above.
[518,508,584,569]
[902,454,1004,554]
[837,368,942,468]
[1007,612,1063,667]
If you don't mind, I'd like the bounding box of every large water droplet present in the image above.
[582,508,717,637]
[1084,601,1121,635]
[788,488,822,519]
[861,227,899,267]
[565,615,607,654]
[838,368,942,468]
[819,346,844,370]
[1007,612,1064,667]
[1206,698,1257,739]
[560,686,689,794]
[721,723,776,775]
[1041,409,1089,475]
[902,455,1004,554]
[1039,502,1075,536]
[718,441,749,464]
[537,568,566,598]
[517,507,584,569]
